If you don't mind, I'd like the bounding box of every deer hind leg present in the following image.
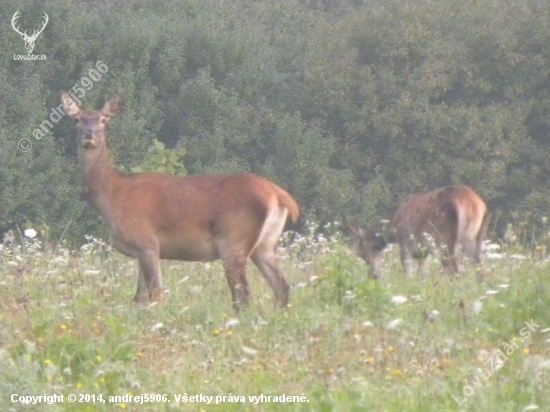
[400,247,414,278]
[460,236,484,281]
[134,266,149,305]
[462,237,477,261]
[462,236,482,274]
[465,236,484,282]
[251,248,289,308]
[473,213,488,269]
[473,232,484,282]
[222,255,250,312]
[250,205,289,307]
[417,255,429,278]
[135,249,163,305]
[474,227,485,266]
[441,237,459,276]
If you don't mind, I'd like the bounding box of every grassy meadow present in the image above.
[1,225,550,411]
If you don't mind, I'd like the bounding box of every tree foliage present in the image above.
[2,0,550,243]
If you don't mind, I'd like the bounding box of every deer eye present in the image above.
[100,117,107,124]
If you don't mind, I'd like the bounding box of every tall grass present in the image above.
[1,227,549,411]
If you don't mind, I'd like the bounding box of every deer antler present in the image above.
[29,13,49,41]
[11,11,48,41]
[11,11,27,38]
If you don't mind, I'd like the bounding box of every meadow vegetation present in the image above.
[1,226,549,411]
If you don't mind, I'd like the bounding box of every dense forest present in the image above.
[2,0,550,246]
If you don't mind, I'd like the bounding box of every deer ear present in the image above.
[61,92,81,118]
[101,95,122,120]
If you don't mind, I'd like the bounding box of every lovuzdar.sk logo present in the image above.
[11,10,48,61]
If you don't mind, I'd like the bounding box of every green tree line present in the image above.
[1,0,550,245]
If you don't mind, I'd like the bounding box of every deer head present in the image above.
[349,223,388,279]
[11,11,49,54]
[62,93,122,149]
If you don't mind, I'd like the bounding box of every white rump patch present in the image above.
[252,206,288,254]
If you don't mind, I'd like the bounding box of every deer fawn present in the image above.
[62,93,299,310]
[351,186,488,280]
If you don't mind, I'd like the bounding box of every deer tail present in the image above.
[278,189,300,224]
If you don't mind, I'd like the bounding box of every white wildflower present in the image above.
[485,290,499,295]
[523,405,539,411]
[24,228,37,239]
[483,242,500,251]
[52,257,68,265]
[150,323,164,332]
[344,290,355,299]
[225,318,240,329]
[362,321,374,328]
[427,310,440,322]
[386,318,403,330]
[234,357,249,366]
[473,301,483,314]
[242,346,258,356]
[83,270,100,276]
[391,295,408,305]
[510,254,527,260]
[498,284,510,289]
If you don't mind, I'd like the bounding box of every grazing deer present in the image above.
[62,93,299,310]
[11,11,49,54]
[350,186,488,279]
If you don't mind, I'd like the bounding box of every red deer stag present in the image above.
[350,186,487,280]
[62,93,299,310]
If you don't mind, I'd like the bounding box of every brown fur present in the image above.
[62,93,299,310]
[351,186,487,279]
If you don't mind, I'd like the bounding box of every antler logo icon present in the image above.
[11,11,49,54]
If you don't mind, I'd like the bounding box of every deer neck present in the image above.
[77,142,120,215]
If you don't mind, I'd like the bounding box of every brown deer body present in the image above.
[62,94,299,310]
[351,186,487,279]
